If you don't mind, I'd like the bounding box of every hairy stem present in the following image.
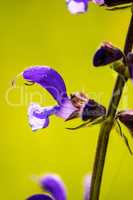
[89,11,133,200]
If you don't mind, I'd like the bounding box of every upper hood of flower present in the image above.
[23,66,68,105]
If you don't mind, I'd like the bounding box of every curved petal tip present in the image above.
[39,174,67,200]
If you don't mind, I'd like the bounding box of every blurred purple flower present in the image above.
[93,42,124,67]
[27,174,66,200]
[27,173,91,200]
[66,0,89,14]
[40,174,67,200]
[83,175,92,200]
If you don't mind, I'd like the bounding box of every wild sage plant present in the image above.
[14,1,133,200]
[66,1,133,199]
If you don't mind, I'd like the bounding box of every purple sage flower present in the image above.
[27,173,91,200]
[117,110,133,135]
[93,42,124,67]
[21,66,80,131]
[15,66,106,131]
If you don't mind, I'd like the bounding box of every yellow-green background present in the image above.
[1,1,133,199]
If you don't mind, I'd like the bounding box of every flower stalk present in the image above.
[89,8,133,200]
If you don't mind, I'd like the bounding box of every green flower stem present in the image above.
[89,10,133,200]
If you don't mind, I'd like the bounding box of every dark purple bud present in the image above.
[103,0,133,7]
[93,42,124,67]
[127,52,133,81]
[39,174,67,200]
[27,194,54,200]
[117,110,133,135]
[81,99,106,121]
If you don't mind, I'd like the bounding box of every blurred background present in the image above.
[1,0,133,199]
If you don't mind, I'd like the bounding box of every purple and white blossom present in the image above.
[66,0,89,14]
[22,66,79,131]
[15,66,106,131]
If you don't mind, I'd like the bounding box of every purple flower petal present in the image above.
[117,110,133,135]
[55,99,78,120]
[23,66,68,105]
[27,194,53,200]
[93,42,124,67]
[83,175,92,200]
[28,103,60,131]
[66,0,89,14]
[39,174,67,200]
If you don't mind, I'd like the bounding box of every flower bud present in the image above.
[93,42,124,67]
